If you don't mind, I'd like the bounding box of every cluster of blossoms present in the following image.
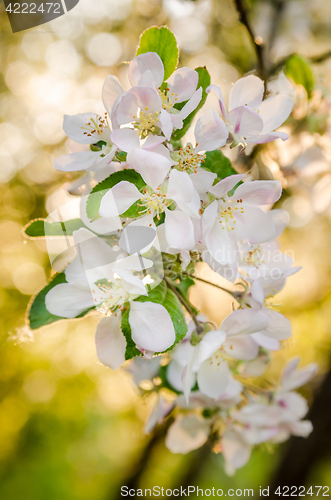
[25,28,317,474]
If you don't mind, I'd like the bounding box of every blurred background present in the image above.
[0,0,331,497]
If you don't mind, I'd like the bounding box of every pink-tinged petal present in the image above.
[130,301,176,352]
[128,148,171,190]
[165,415,210,454]
[176,188,201,220]
[228,106,263,138]
[250,279,265,308]
[251,333,280,350]
[234,206,276,244]
[246,131,289,144]
[194,110,229,151]
[229,75,264,111]
[261,308,292,340]
[276,392,308,421]
[167,169,195,204]
[206,84,228,120]
[128,52,164,88]
[119,216,156,255]
[197,358,230,398]
[178,88,202,120]
[223,336,259,360]
[193,330,227,366]
[102,75,125,115]
[129,86,162,114]
[269,209,290,238]
[167,360,195,392]
[111,128,140,152]
[63,113,105,145]
[54,151,100,172]
[45,283,96,318]
[286,420,313,437]
[142,134,166,149]
[165,209,195,250]
[281,360,318,393]
[95,315,126,369]
[234,180,282,205]
[99,181,141,218]
[258,94,293,133]
[205,220,235,265]
[115,268,147,296]
[221,429,251,473]
[159,109,174,140]
[209,173,245,198]
[221,309,269,336]
[167,67,198,103]
[190,170,217,196]
[114,92,139,126]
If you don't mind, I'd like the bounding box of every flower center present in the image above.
[96,280,130,315]
[243,246,264,268]
[218,200,244,231]
[138,186,170,219]
[208,349,226,367]
[81,113,109,140]
[132,107,160,138]
[174,143,206,174]
[158,88,178,110]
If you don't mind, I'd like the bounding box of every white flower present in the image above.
[203,175,283,265]
[99,168,201,251]
[207,75,293,146]
[54,113,117,172]
[165,414,210,454]
[103,52,202,140]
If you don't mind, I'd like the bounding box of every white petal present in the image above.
[286,420,313,437]
[197,358,230,398]
[127,147,171,190]
[234,180,282,205]
[221,309,269,336]
[54,151,101,172]
[209,174,246,198]
[204,220,235,265]
[167,169,195,204]
[95,315,126,369]
[165,209,195,250]
[63,113,106,144]
[111,128,140,152]
[194,110,228,151]
[99,181,141,218]
[228,106,264,138]
[261,308,292,340]
[45,283,96,318]
[246,131,289,144]
[129,86,162,114]
[167,359,195,392]
[251,333,280,350]
[281,360,318,393]
[193,330,226,366]
[159,109,173,140]
[229,75,264,111]
[129,301,176,352]
[258,94,293,133]
[234,206,276,244]
[178,88,202,120]
[115,268,147,296]
[165,415,210,454]
[206,84,228,119]
[223,336,259,360]
[269,209,289,238]
[102,75,125,115]
[221,429,251,473]
[190,170,217,196]
[167,67,198,103]
[128,52,164,88]
[119,221,156,255]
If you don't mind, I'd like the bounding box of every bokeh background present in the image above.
[0,0,331,498]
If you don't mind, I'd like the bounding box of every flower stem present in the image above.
[183,273,239,299]
[164,277,204,335]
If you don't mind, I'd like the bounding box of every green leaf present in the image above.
[162,289,187,345]
[171,66,211,141]
[285,55,314,99]
[90,140,107,152]
[28,273,93,330]
[86,169,146,219]
[203,149,238,180]
[121,305,142,361]
[136,26,179,81]
[135,280,167,304]
[23,218,87,238]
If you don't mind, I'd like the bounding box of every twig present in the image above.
[269,49,331,77]
[234,0,265,78]
[164,277,204,334]
[184,273,239,299]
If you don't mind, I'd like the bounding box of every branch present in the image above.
[186,274,239,299]
[269,49,331,77]
[234,0,265,78]
[164,277,204,335]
